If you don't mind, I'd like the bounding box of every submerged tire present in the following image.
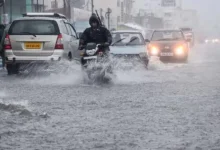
[6,64,20,75]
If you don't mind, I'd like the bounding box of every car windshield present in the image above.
[152,31,184,41]
[74,21,90,31]
[8,20,59,35]
[112,32,145,46]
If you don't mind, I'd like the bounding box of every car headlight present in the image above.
[175,46,184,55]
[214,39,219,42]
[150,46,159,55]
[139,52,146,57]
[212,39,216,43]
[205,40,209,43]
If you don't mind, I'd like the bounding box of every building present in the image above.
[175,9,198,29]
[85,0,133,29]
[133,0,198,29]
[0,0,33,23]
[0,0,48,24]
[32,0,45,12]
[44,0,134,29]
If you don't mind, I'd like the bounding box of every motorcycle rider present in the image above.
[78,14,112,51]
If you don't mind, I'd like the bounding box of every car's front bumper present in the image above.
[5,50,65,64]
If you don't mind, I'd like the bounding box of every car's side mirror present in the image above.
[145,39,150,43]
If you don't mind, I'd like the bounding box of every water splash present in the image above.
[112,57,186,84]
[0,100,32,116]
[17,56,187,86]
[24,61,84,85]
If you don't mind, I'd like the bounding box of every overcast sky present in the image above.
[183,0,220,24]
[134,0,220,28]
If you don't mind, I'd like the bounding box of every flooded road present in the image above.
[0,44,220,150]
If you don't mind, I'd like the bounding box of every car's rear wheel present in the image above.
[144,59,149,69]
[68,52,73,61]
[6,64,20,75]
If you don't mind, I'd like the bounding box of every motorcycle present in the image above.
[80,43,113,83]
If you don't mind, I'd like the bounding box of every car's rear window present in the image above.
[8,20,60,35]
[151,31,184,41]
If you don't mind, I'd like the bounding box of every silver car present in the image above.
[110,30,149,68]
[73,20,90,38]
[4,13,80,75]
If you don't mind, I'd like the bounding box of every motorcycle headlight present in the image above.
[175,46,184,55]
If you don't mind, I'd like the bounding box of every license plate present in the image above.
[24,42,42,49]
[160,53,174,56]
[83,56,97,60]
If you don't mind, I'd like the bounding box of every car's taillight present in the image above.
[98,51,103,56]
[4,34,12,50]
[55,34,64,49]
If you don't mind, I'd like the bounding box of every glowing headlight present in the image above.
[205,40,209,43]
[175,46,184,55]
[214,39,219,42]
[212,39,218,43]
[151,46,159,55]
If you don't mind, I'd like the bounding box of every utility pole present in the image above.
[105,8,112,29]
[2,0,5,14]
[91,0,94,13]
[37,0,39,12]
[43,0,45,12]
[10,0,12,22]
[2,0,5,23]
[63,0,66,16]
[68,0,71,21]
[0,0,8,25]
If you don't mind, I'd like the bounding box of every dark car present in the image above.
[146,29,190,62]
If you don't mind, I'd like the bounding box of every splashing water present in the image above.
[111,56,186,84]
[16,56,187,86]
[24,61,84,85]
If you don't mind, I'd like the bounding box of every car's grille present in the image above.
[161,49,173,52]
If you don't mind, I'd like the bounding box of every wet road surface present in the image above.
[0,44,220,150]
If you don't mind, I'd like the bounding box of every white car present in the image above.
[110,30,149,67]
[4,13,80,75]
